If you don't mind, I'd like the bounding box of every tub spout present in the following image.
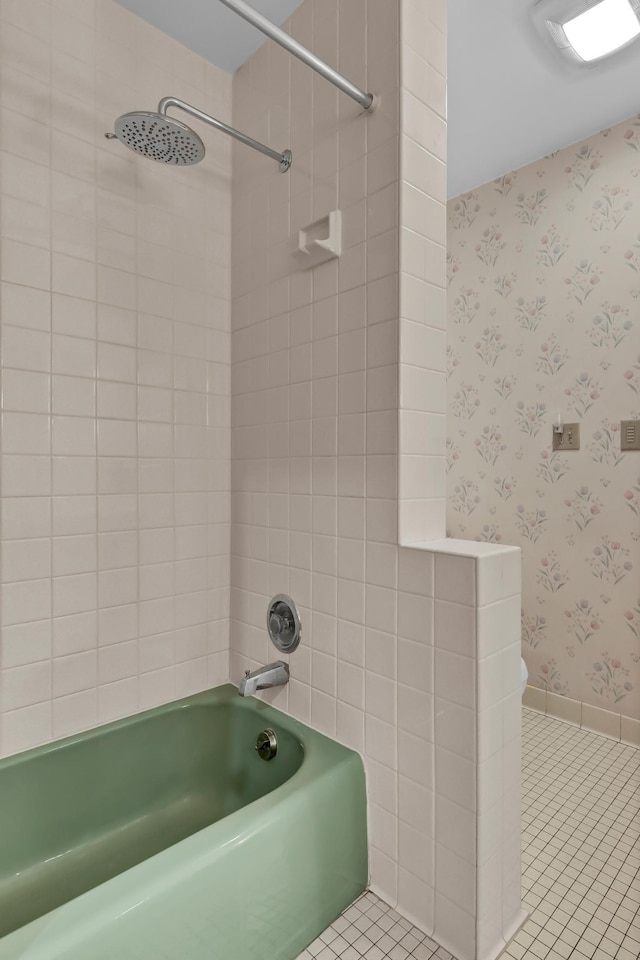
[238,661,289,697]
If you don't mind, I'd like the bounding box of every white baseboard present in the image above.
[523,686,640,747]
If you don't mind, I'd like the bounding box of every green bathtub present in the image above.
[0,684,367,959]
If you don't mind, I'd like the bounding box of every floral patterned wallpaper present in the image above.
[447,116,640,721]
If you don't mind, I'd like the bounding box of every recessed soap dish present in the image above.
[292,211,341,270]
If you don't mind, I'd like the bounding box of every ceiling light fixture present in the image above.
[537,0,640,63]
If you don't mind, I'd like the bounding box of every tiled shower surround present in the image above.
[230,2,524,958]
[0,0,232,754]
[0,2,524,960]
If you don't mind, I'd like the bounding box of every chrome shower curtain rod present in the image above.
[218,0,375,110]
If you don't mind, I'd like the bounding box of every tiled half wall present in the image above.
[229,2,525,959]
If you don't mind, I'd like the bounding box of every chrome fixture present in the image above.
[255,729,278,761]
[107,96,292,172]
[267,595,301,654]
[238,661,290,697]
[237,596,300,696]
[218,0,375,110]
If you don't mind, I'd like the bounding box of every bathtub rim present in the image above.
[0,682,307,770]
[0,683,368,958]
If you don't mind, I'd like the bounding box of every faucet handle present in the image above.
[269,612,291,637]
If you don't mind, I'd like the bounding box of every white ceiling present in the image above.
[116,0,640,198]
[448,0,640,197]
[115,0,305,75]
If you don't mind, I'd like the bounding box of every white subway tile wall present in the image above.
[0,0,232,756]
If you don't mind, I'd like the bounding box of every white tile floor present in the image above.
[296,891,452,960]
[297,709,640,960]
[511,709,640,960]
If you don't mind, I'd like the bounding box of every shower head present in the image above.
[113,111,205,165]
[107,97,292,173]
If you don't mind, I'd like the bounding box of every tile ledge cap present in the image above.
[407,538,520,559]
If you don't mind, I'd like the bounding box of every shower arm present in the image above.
[158,96,292,172]
[218,0,375,110]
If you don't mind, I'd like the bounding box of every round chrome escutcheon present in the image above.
[266,594,301,654]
